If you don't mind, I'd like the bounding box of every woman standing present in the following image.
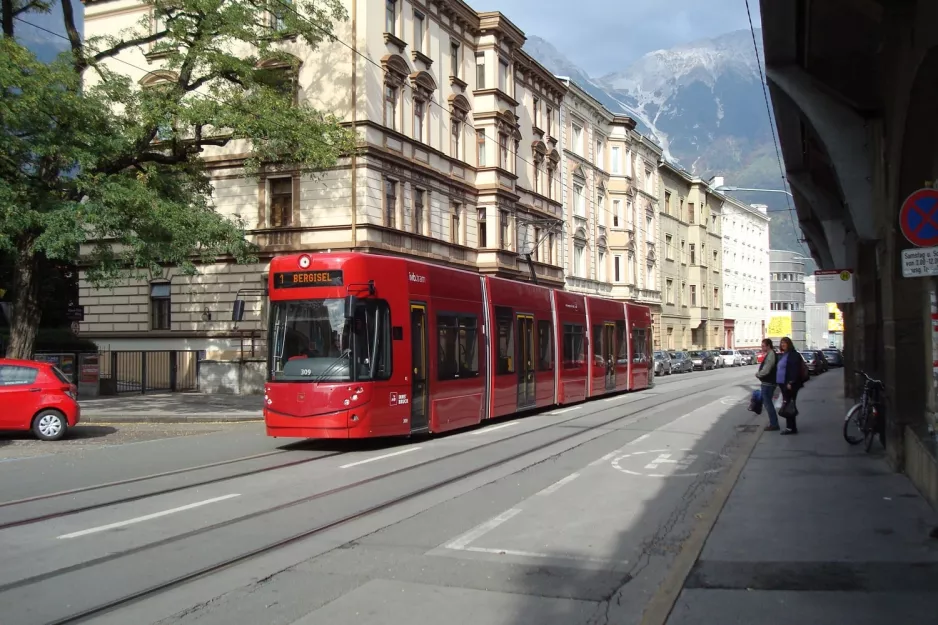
[756,339,779,431]
[776,336,806,434]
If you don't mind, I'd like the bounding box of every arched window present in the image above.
[381,54,410,132]
[255,56,302,105]
[409,70,437,144]
[448,94,471,161]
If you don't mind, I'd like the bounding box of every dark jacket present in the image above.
[778,350,805,388]
[756,350,777,382]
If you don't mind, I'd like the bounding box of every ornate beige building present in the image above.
[78,0,568,352]
[556,79,662,331]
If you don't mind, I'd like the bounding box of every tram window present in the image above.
[616,320,627,363]
[592,325,603,364]
[537,320,553,371]
[631,328,648,364]
[494,306,514,374]
[437,313,479,380]
[562,323,585,369]
[354,300,392,381]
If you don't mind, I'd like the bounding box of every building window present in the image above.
[628,252,635,283]
[499,210,510,249]
[150,283,171,330]
[384,178,397,228]
[269,0,291,31]
[451,119,461,159]
[384,84,398,131]
[689,243,696,265]
[611,146,620,174]
[413,98,425,143]
[572,124,583,154]
[478,208,487,247]
[413,189,424,235]
[268,177,293,227]
[614,255,621,282]
[475,53,485,88]
[450,40,460,77]
[596,140,603,167]
[714,287,720,308]
[498,132,509,169]
[646,263,655,288]
[665,234,673,259]
[546,107,553,136]
[532,96,539,128]
[574,243,585,277]
[612,199,621,227]
[690,284,697,306]
[451,204,461,244]
[712,249,719,269]
[547,232,554,264]
[498,58,509,92]
[645,169,653,194]
[597,194,605,226]
[476,129,486,166]
[666,279,674,304]
[547,167,555,199]
[598,250,606,282]
[574,184,585,217]
[664,191,672,216]
[687,202,695,224]
[533,160,541,194]
[385,0,395,34]
[413,10,425,53]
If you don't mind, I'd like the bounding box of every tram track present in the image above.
[2,372,755,625]
[0,372,730,532]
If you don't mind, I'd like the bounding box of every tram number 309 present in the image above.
[390,392,409,406]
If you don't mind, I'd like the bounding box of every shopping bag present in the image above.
[747,389,763,414]
[773,390,784,413]
[779,397,798,418]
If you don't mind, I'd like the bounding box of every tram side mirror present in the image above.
[232,299,245,322]
[344,295,358,318]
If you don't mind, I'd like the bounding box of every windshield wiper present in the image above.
[314,348,351,384]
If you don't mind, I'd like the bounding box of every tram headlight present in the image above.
[343,399,350,406]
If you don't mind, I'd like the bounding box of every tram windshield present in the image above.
[269,298,392,382]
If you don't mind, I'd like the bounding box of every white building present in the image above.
[720,198,771,349]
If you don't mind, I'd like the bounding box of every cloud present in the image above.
[473,0,761,74]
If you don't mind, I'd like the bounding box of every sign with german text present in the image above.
[814,269,855,303]
[901,247,938,278]
[273,270,343,289]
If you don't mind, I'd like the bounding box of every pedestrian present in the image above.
[756,338,779,431]
[776,336,806,435]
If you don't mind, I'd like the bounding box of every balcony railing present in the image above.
[634,288,662,304]
[565,276,613,295]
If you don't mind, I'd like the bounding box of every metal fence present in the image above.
[98,350,201,395]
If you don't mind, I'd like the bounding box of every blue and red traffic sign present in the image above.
[899,188,938,247]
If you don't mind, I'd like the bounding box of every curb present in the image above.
[639,416,765,625]
[80,415,263,424]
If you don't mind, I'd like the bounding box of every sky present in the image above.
[474,0,762,76]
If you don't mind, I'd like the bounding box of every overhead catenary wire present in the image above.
[743,0,811,258]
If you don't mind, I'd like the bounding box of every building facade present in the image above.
[78,0,570,353]
[657,163,692,350]
[720,198,771,349]
[768,250,807,346]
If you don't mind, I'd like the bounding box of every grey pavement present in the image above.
[79,392,263,422]
[667,369,938,625]
[0,366,763,625]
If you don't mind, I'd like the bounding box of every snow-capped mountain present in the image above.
[526,29,807,255]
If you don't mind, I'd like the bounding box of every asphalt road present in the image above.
[0,365,765,625]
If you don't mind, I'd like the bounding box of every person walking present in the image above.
[756,338,779,431]
[776,336,806,435]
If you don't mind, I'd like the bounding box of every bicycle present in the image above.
[843,370,886,451]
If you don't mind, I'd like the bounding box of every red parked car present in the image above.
[0,358,80,440]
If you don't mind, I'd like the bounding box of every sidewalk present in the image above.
[79,393,263,423]
[667,369,938,624]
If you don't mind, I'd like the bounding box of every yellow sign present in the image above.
[828,302,844,332]
[767,315,792,337]
[0,288,5,298]
[840,271,850,281]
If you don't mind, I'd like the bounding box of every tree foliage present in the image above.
[0,0,357,356]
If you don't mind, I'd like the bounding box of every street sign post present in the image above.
[899,188,938,247]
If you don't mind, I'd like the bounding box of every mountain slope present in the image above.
[525,31,808,257]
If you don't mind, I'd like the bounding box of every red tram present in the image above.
[236,252,653,439]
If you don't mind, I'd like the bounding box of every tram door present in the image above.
[516,314,536,408]
[604,322,616,390]
[409,304,429,432]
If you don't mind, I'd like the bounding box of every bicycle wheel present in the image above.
[843,403,866,445]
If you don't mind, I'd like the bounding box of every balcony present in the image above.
[565,276,613,296]
[689,305,710,328]
[634,288,662,305]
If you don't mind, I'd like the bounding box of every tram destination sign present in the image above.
[274,270,344,288]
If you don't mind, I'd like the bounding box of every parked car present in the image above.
[0,358,80,440]
[719,349,743,367]
[738,350,756,365]
[653,350,672,376]
[805,349,829,375]
[821,348,844,367]
[667,351,694,373]
[688,350,716,371]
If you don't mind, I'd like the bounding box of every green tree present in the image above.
[0,0,356,358]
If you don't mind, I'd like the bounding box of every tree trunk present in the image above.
[6,243,42,359]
